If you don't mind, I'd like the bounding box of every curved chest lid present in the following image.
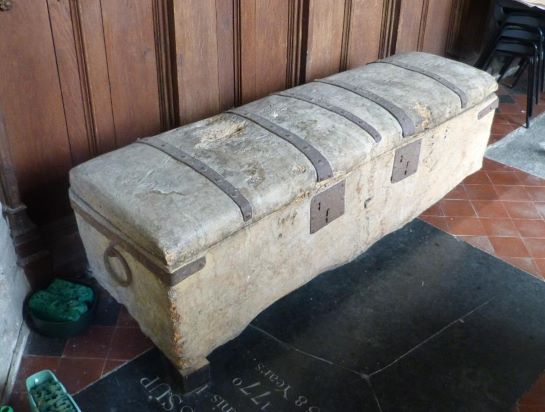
[69,52,497,273]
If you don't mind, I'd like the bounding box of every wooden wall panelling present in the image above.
[239,0,292,104]
[152,0,178,130]
[173,0,221,124]
[446,0,494,62]
[445,0,466,58]
[101,0,162,146]
[395,0,426,53]
[238,0,257,104]
[47,0,92,165]
[345,0,385,68]
[422,0,454,55]
[216,0,236,111]
[305,0,347,80]
[378,0,401,58]
[0,0,73,223]
[286,0,307,88]
[173,0,306,122]
[77,0,117,155]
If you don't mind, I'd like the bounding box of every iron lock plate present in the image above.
[391,139,422,183]
[310,180,345,234]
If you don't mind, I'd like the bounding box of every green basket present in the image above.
[26,279,97,338]
[26,370,81,412]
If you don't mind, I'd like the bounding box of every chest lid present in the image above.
[70,52,497,274]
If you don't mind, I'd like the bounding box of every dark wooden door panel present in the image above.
[0,0,73,222]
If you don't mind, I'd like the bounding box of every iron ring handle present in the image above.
[103,243,133,287]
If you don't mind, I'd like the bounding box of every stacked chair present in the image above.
[477,0,545,128]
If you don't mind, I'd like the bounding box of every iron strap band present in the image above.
[274,90,382,143]
[477,96,499,119]
[314,79,416,137]
[373,61,469,108]
[227,109,333,182]
[136,138,253,222]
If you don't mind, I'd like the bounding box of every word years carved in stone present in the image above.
[229,361,321,411]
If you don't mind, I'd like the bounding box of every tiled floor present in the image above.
[421,83,545,411]
[8,289,153,411]
[7,82,545,411]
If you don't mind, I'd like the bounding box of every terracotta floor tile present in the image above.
[471,200,509,218]
[495,113,519,125]
[457,236,495,254]
[108,327,154,361]
[117,306,140,328]
[519,373,545,406]
[481,218,519,237]
[491,123,516,136]
[64,326,115,359]
[536,203,545,219]
[443,184,468,200]
[498,117,525,129]
[524,238,545,258]
[55,357,105,394]
[525,187,545,202]
[503,202,542,220]
[463,171,491,185]
[446,217,487,236]
[497,103,525,114]
[534,259,545,277]
[464,184,499,200]
[515,171,545,186]
[500,256,539,276]
[489,237,530,258]
[488,135,502,145]
[12,356,61,393]
[482,158,514,171]
[419,216,450,232]
[487,171,522,186]
[514,220,545,238]
[421,202,444,217]
[493,185,532,201]
[439,199,475,217]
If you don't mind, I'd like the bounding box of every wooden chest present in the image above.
[70,52,497,390]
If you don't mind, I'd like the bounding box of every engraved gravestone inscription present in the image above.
[74,325,377,411]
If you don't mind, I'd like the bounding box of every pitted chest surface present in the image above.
[69,52,497,271]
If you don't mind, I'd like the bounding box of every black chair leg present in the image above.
[527,57,535,128]
[534,53,541,105]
